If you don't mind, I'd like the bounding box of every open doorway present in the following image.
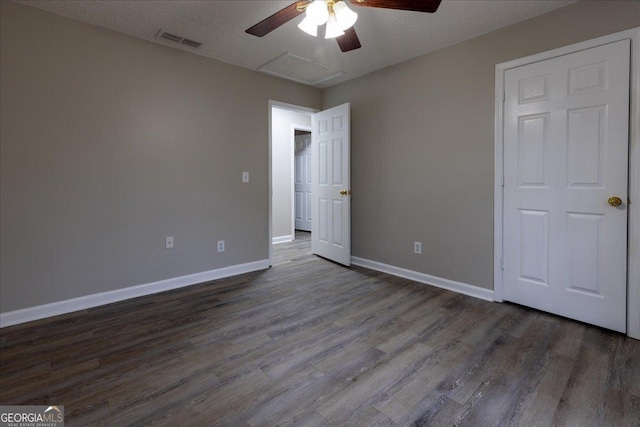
[269,101,317,265]
[269,101,352,267]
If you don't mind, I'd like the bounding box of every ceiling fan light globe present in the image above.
[297,16,318,36]
[324,15,345,39]
[333,1,358,31]
[306,0,329,26]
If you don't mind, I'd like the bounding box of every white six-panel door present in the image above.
[294,133,312,232]
[503,40,630,332]
[312,103,351,266]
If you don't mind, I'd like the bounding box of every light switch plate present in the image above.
[242,172,249,183]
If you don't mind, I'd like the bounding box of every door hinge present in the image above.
[502,92,505,102]
[500,258,504,270]
[502,175,505,187]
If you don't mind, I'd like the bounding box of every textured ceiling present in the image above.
[16,0,577,88]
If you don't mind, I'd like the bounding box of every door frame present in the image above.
[494,27,640,339]
[292,125,312,234]
[268,100,318,266]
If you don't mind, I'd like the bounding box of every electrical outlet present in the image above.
[166,236,174,249]
[414,241,422,254]
[217,240,225,252]
[242,172,249,183]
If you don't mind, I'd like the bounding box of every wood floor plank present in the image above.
[508,351,575,426]
[435,330,515,405]
[375,307,449,354]
[550,319,588,359]
[456,319,561,425]
[373,339,474,423]
[609,334,640,397]
[551,346,617,426]
[394,392,463,427]
[316,342,433,425]
[1,231,639,426]
[243,347,388,426]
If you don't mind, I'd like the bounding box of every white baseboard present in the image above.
[351,256,494,302]
[0,259,270,328]
[272,235,294,244]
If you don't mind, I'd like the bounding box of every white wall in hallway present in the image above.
[271,108,312,242]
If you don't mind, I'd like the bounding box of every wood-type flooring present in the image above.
[1,232,639,426]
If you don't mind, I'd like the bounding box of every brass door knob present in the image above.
[340,190,348,196]
[608,196,622,207]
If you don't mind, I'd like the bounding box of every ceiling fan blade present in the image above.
[246,1,310,37]
[349,0,442,13]
[336,27,361,52]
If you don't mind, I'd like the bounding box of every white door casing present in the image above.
[295,132,312,232]
[312,103,351,266]
[502,40,630,332]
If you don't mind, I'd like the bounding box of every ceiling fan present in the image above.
[245,0,442,53]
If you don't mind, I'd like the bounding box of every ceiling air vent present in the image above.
[180,38,202,49]
[156,29,202,49]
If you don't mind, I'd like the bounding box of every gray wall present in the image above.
[322,0,640,290]
[271,108,312,241]
[0,1,321,312]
